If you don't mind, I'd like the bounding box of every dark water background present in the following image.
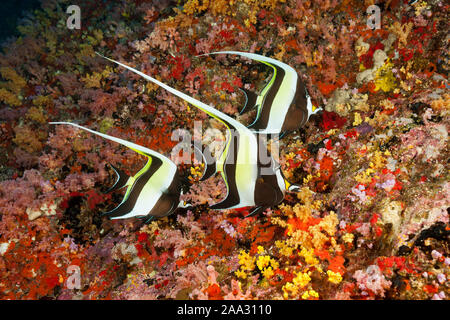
[0,0,41,43]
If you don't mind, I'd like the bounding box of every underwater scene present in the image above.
[0,0,448,301]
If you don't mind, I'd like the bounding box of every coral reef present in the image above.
[0,0,448,300]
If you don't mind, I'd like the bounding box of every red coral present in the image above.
[168,55,191,81]
[328,255,346,275]
[205,283,223,300]
[317,82,337,96]
[359,42,384,69]
[320,111,347,131]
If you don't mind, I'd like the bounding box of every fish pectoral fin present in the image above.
[193,144,217,181]
[238,88,258,115]
[104,163,131,193]
[244,206,266,218]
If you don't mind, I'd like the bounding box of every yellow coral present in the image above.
[283,271,311,298]
[301,289,319,300]
[374,60,397,92]
[388,21,413,48]
[327,270,343,284]
[0,67,26,92]
[0,67,26,107]
[13,125,44,153]
[189,163,205,181]
[293,203,312,222]
[430,94,450,111]
[355,150,386,184]
[237,250,255,272]
[26,107,47,124]
[256,255,271,270]
[318,212,338,236]
[235,249,280,280]
[234,268,248,279]
[82,66,114,89]
[299,248,320,270]
[342,233,354,244]
[275,240,294,257]
[261,266,275,279]
[0,88,21,106]
[33,95,54,109]
[353,112,362,126]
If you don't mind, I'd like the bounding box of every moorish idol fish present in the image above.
[199,51,322,137]
[96,53,301,217]
[49,122,189,223]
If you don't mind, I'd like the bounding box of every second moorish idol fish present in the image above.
[96,53,301,217]
[200,51,322,137]
[49,122,189,223]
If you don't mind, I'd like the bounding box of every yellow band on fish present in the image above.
[284,179,291,190]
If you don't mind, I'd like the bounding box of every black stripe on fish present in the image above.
[209,130,241,210]
[102,156,163,218]
[248,63,286,131]
[254,134,284,208]
[146,170,182,219]
[280,78,309,132]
